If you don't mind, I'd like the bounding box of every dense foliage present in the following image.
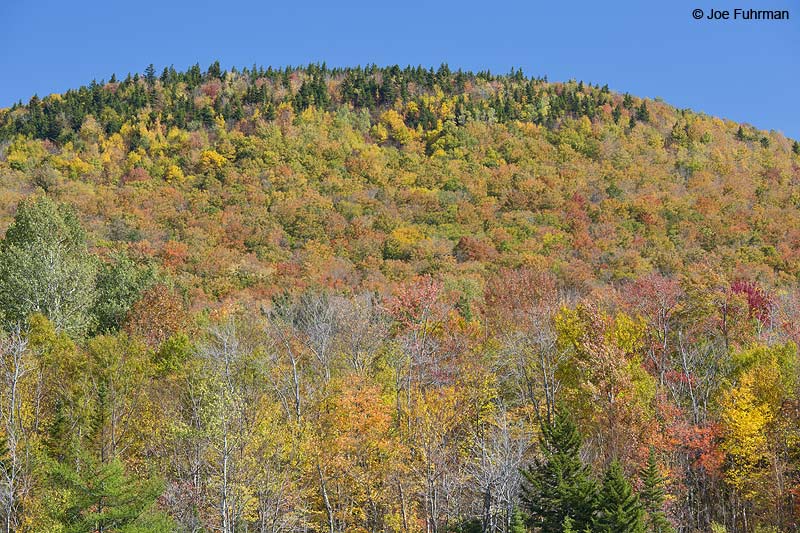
[0,63,798,532]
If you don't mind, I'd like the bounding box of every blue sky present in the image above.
[1,0,797,138]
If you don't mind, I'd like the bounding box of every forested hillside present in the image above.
[0,63,798,532]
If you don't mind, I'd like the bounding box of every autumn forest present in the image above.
[0,63,799,532]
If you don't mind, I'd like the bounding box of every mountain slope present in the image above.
[0,63,799,532]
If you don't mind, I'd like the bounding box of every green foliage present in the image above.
[636,102,650,123]
[521,410,598,532]
[92,254,157,334]
[0,63,797,533]
[639,450,674,533]
[45,454,172,533]
[594,460,644,533]
[152,332,192,375]
[509,507,528,533]
[0,196,97,335]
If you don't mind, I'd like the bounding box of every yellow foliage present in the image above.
[390,226,424,246]
[199,149,227,172]
[720,370,774,499]
[611,312,646,358]
[371,122,389,143]
[5,137,47,171]
[378,109,413,145]
[165,164,185,182]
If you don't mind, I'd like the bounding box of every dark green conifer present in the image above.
[639,450,674,533]
[46,454,172,532]
[736,126,746,141]
[612,104,622,124]
[521,410,598,532]
[509,507,528,533]
[594,460,644,533]
[623,93,634,108]
[636,102,650,122]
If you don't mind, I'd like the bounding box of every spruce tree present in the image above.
[636,102,650,122]
[509,507,527,533]
[521,410,598,532]
[46,454,173,533]
[639,450,674,533]
[44,376,173,532]
[612,104,622,124]
[622,93,634,109]
[144,63,156,85]
[594,460,644,533]
[736,126,746,141]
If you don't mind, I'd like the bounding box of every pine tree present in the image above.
[636,102,650,122]
[521,410,598,532]
[594,460,644,533]
[736,126,746,141]
[46,454,173,532]
[622,93,634,109]
[509,507,527,533]
[639,450,674,533]
[793,140,800,154]
[144,64,156,85]
[612,104,622,124]
[44,377,173,532]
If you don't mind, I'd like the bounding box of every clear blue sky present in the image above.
[1,0,797,138]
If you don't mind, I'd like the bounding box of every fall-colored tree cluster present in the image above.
[0,63,798,532]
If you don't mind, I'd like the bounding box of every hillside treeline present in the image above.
[0,63,798,532]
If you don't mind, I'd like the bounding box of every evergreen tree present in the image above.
[622,93,634,109]
[144,64,156,85]
[612,104,622,124]
[46,454,173,533]
[594,461,644,533]
[793,140,800,154]
[44,370,173,532]
[509,507,527,533]
[639,450,674,533]
[636,102,650,122]
[521,410,598,532]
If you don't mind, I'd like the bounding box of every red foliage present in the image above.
[200,79,222,99]
[386,276,443,330]
[730,279,772,325]
[483,267,559,330]
[674,422,724,479]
